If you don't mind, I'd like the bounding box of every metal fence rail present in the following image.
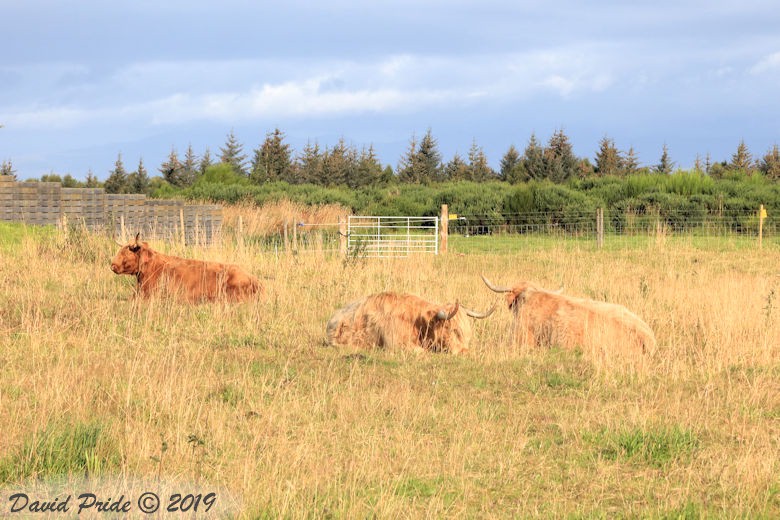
[347,216,439,257]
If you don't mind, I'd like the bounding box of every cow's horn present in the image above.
[134,233,141,247]
[463,302,497,319]
[435,301,459,321]
[481,274,512,293]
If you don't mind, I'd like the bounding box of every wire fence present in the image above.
[450,209,774,236]
[219,207,777,256]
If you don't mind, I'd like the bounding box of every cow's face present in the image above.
[417,303,472,354]
[110,235,151,275]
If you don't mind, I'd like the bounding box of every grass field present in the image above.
[0,222,779,518]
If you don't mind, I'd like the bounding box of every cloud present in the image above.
[0,43,732,130]
[750,51,780,74]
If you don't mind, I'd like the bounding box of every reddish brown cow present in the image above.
[482,275,656,355]
[111,234,261,302]
[326,292,496,354]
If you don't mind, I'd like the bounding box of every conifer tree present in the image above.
[321,139,355,186]
[728,139,754,174]
[416,129,443,183]
[180,144,198,187]
[654,143,675,174]
[199,148,213,176]
[159,148,184,187]
[758,144,780,180]
[219,129,248,176]
[397,135,420,183]
[128,158,150,194]
[444,153,470,181]
[104,153,129,194]
[521,134,546,180]
[468,140,494,182]
[499,145,522,182]
[352,145,383,188]
[595,136,622,176]
[544,129,578,182]
[295,141,323,184]
[251,128,293,184]
[84,169,99,188]
[624,147,640,175]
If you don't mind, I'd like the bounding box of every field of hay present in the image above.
[0,222,778,518]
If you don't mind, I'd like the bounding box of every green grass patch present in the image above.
[394,475,461,505]
[0,222,56,251]
[449,232,775,255]
[586,425,699,468]
[0,420,120,483]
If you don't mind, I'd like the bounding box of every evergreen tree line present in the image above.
[6,127,780,193]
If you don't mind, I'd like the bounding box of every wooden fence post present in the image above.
[284,220,290,254]
[292,219,298,253]
[440,204,448,255]
[758,204,766,249]
[596,207,604,249]
[179,207,186,246]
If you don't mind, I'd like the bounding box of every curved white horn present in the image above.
[481,274,512,293]
[463,303,497,319]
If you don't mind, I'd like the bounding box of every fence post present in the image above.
[758,204,766,249]
[284,220,289,254]
[292,219,298,253]
[596,207,604,249]
[440,204,448,255]
[179,208,186,247]
[339,216,348,255]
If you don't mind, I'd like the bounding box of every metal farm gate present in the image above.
[347,216,439,257]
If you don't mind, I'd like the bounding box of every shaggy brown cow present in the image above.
[481,275,656,355]
[326,292,496,354]
[111,234,261,302]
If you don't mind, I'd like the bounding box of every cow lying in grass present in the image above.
[111,234,261,302]
[481,275,656,355]
[326,292,496,354]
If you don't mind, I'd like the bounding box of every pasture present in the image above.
[0,221,778,518]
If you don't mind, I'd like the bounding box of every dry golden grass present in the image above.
[221,200,350,237]
[0,223,779,518]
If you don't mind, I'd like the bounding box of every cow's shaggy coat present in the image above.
[482,275,656,355]
[111,235,261,302]
[326,292,494,354]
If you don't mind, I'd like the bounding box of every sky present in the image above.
[2,0,780,181]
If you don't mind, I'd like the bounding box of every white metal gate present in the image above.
[347,216,439,257]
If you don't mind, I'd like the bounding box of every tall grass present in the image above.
[0,223,778,517]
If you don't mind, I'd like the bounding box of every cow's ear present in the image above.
[512,288,534,308]
[434,302,459,321]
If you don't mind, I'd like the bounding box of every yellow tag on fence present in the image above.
[448,214,459,220]
[760,207,767,219]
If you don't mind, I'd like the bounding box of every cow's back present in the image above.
[516,291,655,353]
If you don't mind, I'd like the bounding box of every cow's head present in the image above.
[110,233,152,275]
[481,275,560,314]
[417,300,496,354]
